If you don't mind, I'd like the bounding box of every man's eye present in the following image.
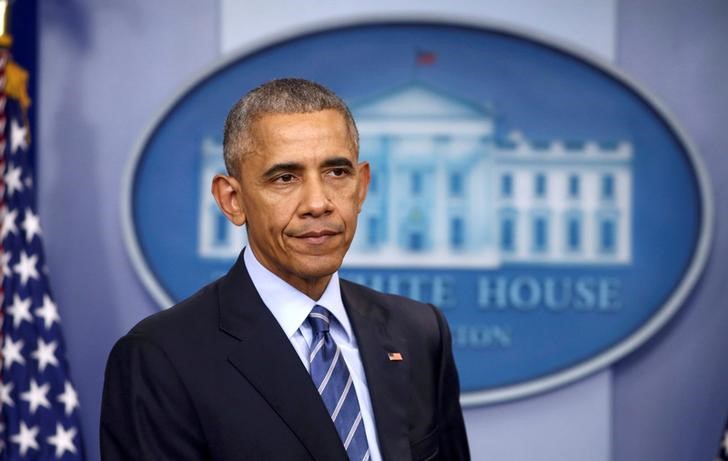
[276,174,295,183]
[329,168,347,177]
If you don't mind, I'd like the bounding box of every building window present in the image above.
[568,175,580,198]
[532,215,548,252]
[367,216,379,246]
[450,217,464,249]
[599,217,617,254]
[601,174,615,200]
[566,213,581,251]
[535,173,547,198]
[449,172,463,197]
[411,171,422,195]
[501,174,513,198]
[409,232,423,251]
[499,213,516,252]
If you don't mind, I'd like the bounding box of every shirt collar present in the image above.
[243,247,353,342]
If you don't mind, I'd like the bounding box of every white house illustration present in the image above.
[197,83,632,267]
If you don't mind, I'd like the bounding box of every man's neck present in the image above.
[245,246,333,301]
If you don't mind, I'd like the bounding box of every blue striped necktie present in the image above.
[307,305,370,461]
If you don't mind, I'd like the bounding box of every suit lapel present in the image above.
[342,281,412,461]
[218,253,348,461]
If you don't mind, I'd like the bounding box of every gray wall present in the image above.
[614,1,728,460]
[38,2,219,459]
[37,1,727,459]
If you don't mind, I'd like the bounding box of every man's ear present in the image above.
[211,174,246,226]
[356,161,371,213]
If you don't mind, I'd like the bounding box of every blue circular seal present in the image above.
[122,20,713,405]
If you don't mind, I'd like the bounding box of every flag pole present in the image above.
[0,0,10,341]
[0,0,11,48]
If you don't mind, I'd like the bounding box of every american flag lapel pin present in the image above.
[388,352,403,361]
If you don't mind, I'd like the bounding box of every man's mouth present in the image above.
[291,229,341,245]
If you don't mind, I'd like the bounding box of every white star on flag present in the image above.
[1,251,11,277]
[57,381,80,416]
[4,164,24,195]
[13,250,39,285]
[35,294,61,329]
[31,339,60,372]
[10,421,39,456]
[1,207,18,239]
[21,207,42,242]
[47,423,78,457]
[6,293,32,328]
[2,336,25,369]
[20,379,52,414]
[10,117,29,154]
[0,381,14,407]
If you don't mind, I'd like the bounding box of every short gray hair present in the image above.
[222,78,359,176]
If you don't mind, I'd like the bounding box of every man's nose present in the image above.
[300,177,333,217]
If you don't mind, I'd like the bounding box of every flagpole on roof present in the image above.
[413,49,436,81]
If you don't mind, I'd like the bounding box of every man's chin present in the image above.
[290,254,344,280]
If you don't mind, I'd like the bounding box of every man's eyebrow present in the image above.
[321,157,354,169]
[261,162,304,178]
[261,157,354,178]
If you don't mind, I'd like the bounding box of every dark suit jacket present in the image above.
[101,253,469,460]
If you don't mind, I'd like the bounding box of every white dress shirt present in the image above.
[244,248,383,461]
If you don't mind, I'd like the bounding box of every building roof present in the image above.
[352,82,490,120]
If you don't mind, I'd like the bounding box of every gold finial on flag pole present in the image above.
[0,0,12,48]
[0,0,31,116]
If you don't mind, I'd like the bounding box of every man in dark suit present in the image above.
[101,78,470,460]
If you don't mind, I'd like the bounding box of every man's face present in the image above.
[235,110,369,296]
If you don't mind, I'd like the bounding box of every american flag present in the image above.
[717,416,728,461]
[0,44,85,459]
[415,50,436,66]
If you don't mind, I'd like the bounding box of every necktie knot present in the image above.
[308,305,331,336]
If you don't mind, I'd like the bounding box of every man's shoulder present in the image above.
[340,278,446,338]
[340,278,430,309]
[125,278,221,345]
